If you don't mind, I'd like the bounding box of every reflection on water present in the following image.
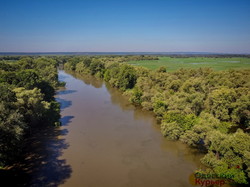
[54,70,204,187]
[106,79,203,166]
[106,84,135,111]
[74,71,103,88]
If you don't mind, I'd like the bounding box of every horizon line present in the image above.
[0,51,250,55]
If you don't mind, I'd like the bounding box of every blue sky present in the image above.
[0,0,250,53]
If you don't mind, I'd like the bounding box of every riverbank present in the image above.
[63,56,250,185]
[54,70,203,186]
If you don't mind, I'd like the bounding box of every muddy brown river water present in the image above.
[29,70,203,187]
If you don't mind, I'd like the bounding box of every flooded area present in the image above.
[30,70,203,187]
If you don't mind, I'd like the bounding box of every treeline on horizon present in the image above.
[0,55,159,62]
[1,53,250,61]
[63,56,250,184]
[0,57,62,167]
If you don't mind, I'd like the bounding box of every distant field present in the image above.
[126,57,250,71]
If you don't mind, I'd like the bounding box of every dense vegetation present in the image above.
[0,57,61,167]
[126,56,250,71]
[64,56,250,184]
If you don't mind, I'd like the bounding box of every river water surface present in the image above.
[38,70,203,187]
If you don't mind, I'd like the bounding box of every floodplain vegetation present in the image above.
[63,55,250,185]
[0,57,62,168]
[0,55,249,185]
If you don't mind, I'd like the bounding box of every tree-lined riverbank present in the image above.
[64,56,250,185]
[0,57,61,175]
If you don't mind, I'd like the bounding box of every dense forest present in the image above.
[0,55,249,185]
[0,57,61,167]
[63,56,250,185]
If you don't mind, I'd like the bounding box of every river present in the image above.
[29,70,203,187]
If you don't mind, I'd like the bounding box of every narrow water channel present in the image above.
[36,70,203,187]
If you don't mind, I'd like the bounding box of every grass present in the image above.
[126,57,250,71]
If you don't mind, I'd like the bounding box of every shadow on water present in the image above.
[56,98,72,110]
[0,125,72,187]
[26,126,72,187]
[60,116,74,126]
[56,90,77,95]
[0,72,75,187]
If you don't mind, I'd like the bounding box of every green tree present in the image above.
[13,87,50,126]
[207,87,237,121]
[116,65,137,91]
